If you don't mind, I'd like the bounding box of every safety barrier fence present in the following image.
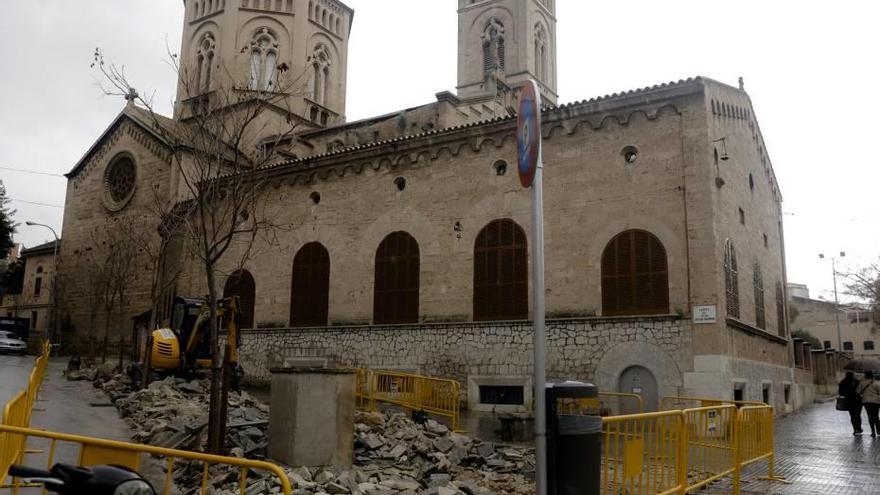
[599,392,644,415]
[600,403,780,495]
[660,395,765,411]
[0,425,293,495]
[355,369,461,431]
[0,340,50,484]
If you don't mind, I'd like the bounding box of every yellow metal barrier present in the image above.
[1,340,51,482]
[680,405,737,491]
[0,425,292,495]
[661,396,764,411]
[599,392,644,415]
[600,403,782,495]
[356,369,461,431]
[601,410,684,495]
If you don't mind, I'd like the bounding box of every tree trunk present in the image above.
[206,264,226,454]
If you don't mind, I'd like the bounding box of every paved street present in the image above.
[1,357,166,493]
[712,399,880,494]
[0,355,35,407]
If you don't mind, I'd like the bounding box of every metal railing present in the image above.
[600,402,781,494]
[355,369,461,431]
[0,425,292,495]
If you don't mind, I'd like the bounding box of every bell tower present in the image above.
[175,0,353,129]
[456,0,558,105]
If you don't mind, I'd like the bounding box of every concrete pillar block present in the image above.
[268,368,356,467]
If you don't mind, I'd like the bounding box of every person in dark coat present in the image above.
[839,372,863,435]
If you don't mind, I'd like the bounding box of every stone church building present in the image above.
[57,0,814,413]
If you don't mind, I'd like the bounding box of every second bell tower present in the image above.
[456,0,558,105]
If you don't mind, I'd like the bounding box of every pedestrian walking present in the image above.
[858,371,880,438]
[839,372,863,435]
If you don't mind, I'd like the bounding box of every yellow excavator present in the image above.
[131,296,242,386]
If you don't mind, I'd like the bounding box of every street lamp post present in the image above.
[25,221,60,345]
[819,252,846,351]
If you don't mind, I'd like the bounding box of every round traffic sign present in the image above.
[517,81,542,188]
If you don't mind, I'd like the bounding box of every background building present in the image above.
[788,283,877,358]
[0,240,59,346]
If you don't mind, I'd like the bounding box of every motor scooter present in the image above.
[9,463,156,494]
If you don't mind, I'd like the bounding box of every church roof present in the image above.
[20,240,59,257]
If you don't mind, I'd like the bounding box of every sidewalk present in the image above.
[4,359,166,494]
[713,399,880,495]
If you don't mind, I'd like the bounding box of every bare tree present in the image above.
[844,259,880,327]
[92,47,304,453]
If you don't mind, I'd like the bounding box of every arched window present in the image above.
[196,32,216,94]
[374,232,420,324]
[290,243,330,327]
[482,18,505,76]
[775,282,786,337]
[724,240,740,318]
[310,44,332,106]
[534,23,547,82]
[753,264,765,329]
[474,219,528,321]
[249,28,279,91]
[223,269,256,329]
[601,230,669,316]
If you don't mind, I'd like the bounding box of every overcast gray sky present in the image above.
[1,1,877,302]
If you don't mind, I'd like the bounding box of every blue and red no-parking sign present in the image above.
[516,81,542,188]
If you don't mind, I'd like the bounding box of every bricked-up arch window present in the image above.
[601,230,669,316]
[724,240,740,318]
[290,243,330,327]
[223,269,255,329]
[776,282,786,337]
[373,232,420,324]
[474,219,528,321]
[753,264,766,329]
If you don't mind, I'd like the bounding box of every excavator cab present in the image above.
[137,296,242,381]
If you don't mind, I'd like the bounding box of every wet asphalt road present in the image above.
[0,354,36,407]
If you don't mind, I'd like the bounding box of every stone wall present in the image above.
[238,316,688,394]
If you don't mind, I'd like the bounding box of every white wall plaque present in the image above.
[693,305,717,324]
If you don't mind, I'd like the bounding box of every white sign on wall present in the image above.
[693,305,718,324]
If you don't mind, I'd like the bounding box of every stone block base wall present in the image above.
[239,316,689,410]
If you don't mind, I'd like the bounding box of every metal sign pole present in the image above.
[516,79,547,495]
[533,149,547,495]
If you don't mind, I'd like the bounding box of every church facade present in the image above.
[56,0,814,413]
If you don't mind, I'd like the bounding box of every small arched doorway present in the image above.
[618,365,659,413]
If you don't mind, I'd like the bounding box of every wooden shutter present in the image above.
[290,242,330,327]
[373,232,420,324]
[776,282,786,337]
[601,230,669,316]
[474,219,528,321]
[754,265,766,329]
[223,269,256,329]
[724,240,740,318]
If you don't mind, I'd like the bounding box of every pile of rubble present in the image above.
[72,368,535,495]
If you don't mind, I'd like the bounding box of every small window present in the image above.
[309,191,321,205]
[479,385,524,405]
[749,173,755,192]
[621,146,639,165]
[493,160,508,176]
[34,277,42,297]
[763,234,768,248]
[783,384,791,405]
[843,341,854,351]
[762,383,770,405]
[394,177,407,192]
[734,383,745,402]
[31,311,38,330]
[823,340,832,349]
[738,208,745,225]
[865,341,875,351]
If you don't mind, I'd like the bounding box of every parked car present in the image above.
[0,331,27,355]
